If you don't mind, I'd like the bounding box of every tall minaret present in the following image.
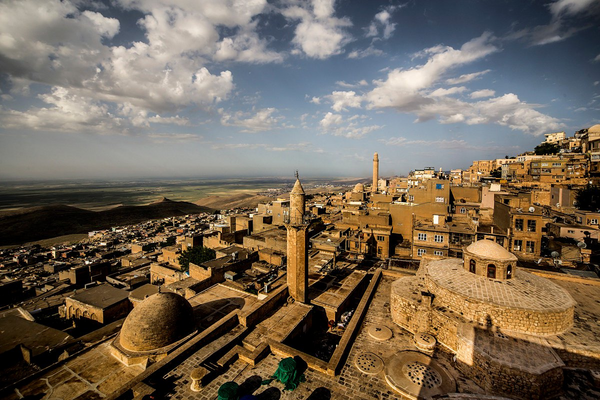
[286,172,308,303]
[372,152,379,194]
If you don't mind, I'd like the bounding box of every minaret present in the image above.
[372,152,379,194]
[286,171,308,303]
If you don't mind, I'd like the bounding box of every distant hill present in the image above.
[195,193,273,210]
[0,199,213,246]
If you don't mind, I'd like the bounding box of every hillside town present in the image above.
[1,125,600,400]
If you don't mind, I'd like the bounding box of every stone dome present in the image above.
[465,240,517,261]
[589,124,600,134]
[353,183,364,192]
[119,292,195,352]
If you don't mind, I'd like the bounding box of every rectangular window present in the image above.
[434,235,444,243]
[527,220,536,232]
[417,249,426,256]
[590,219,598,225]
[513,239,522,251]
[515,219,523,231]
[377,235,385,241]
[526,241,535,253]
[435,183,444,189]
[408,195,414,202]
[434,250,443,256]
[418,233,427,241]
[435,197,445,203]
[552,162,562,167]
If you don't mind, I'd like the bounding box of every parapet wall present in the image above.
[425,275,574,336]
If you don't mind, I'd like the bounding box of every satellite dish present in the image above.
[577,241,587,248]
[528,206,535,212]
[551,251,560,258]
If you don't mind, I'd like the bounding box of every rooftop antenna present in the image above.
[295,170,299,179]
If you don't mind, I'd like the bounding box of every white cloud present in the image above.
[470,89,496,99]
[319,112,343,129]
[219,107,283,132]
[0,86,125,134]
[365,32,498,110]
[147,133,203,143]
[429,86,467,97]
[366,7,398,40]
[148,115,190,126]
[347,46,384,59]
[282,0,352,59]
[330,34,564,136]
[213,24,284,64]
[446,70,491,85]
[594,54,600,62]
[379,137,470,149]
[510,0,600,46]
[549,0,598,17]
[326,91,363,111]
[310,96,321,104]
[319,112,381,138]
[0,0,288,131]
[336,80,368,88]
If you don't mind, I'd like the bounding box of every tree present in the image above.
[534,142,560,155]
[575,185,600,212]
[178,246,216,271]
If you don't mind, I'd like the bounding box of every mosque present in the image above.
[3,168,600,400]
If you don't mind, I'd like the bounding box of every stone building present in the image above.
[391,240,578,399]
[60,284,131,324]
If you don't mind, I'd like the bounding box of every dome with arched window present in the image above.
[463,240,517,280]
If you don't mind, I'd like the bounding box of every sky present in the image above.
[0,0,599,181]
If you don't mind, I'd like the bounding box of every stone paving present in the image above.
[7,342,144,400]
[425,259,575,311]
[157,275,486,400]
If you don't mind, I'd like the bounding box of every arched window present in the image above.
[506,264,513,279]
[487,264,496,279]
[469,259,476,273]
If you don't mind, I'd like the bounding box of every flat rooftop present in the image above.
[69,284,129,309]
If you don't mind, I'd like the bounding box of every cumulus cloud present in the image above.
[470,89,495,99]
[319,112,381,138]
[0,87,125,134]
[366,6,400,40]
[326,91,363,111]
[365,32,498,110]
[317,33,564,136]
[0,0,287,132]
[219,107,283,132]
[282,0,352,59]
[445,70,491,85]
[429,87,467,97]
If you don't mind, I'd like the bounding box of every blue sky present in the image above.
[0,0,599,180]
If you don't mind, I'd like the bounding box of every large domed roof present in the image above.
[589,124,600,134]
[465,240,517,261]
[120,292,195,352]
[353,183,364,192]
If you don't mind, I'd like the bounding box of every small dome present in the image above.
[589,124,600,134]
[465,240,517,261]
[353,183,365,192]
[120,292,195,352]
[291,178,305,195]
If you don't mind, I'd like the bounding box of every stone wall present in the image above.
[456,340,563,400]
[425,274,574,336]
